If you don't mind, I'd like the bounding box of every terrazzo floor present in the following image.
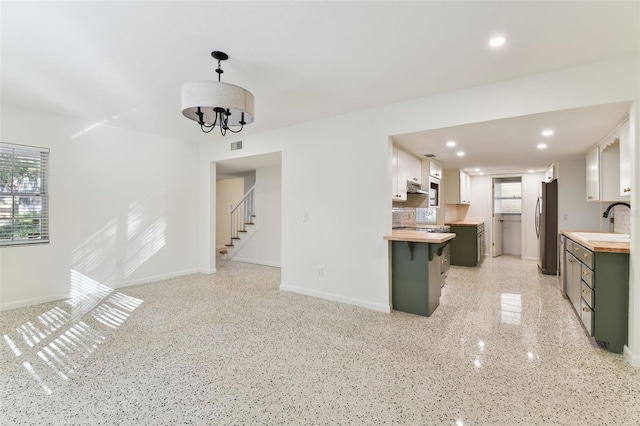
[2,255,640,425]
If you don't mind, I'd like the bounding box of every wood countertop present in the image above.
[562,230,630,254]
[446,221,484,226]
[384,231,456,243]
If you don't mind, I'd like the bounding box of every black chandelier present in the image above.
[181,51,255,136]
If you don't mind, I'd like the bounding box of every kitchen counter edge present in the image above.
[562,230,630,254]
[445,221,484,226]
[384,231,456,243]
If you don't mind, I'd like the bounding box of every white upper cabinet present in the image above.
[545,163,555,182]
[391,146,407,202]
[406,154,422,185]
[586,146,600,201]
[443,168,471,205]
[586,118,630,202]
[619,119,631,197]
[429,160,442,179]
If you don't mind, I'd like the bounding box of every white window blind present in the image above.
[0,143,50,246]
[494,181,522,214]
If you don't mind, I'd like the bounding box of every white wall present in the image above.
[232,165,281,267]
[216,178,244,249]
[198,56,638,317]
[0,105,199,310]
[557,159,601,232]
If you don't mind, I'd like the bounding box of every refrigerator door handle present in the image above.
[535,198,540,238]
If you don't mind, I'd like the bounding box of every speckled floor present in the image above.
[2,256,639,425]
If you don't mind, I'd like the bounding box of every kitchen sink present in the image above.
[572,232,630,243]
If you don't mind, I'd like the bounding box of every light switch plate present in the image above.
[300,212,308,222]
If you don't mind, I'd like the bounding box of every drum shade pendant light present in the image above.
[181,51,255,136]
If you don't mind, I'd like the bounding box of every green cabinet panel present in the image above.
[565,237,629,354]
[449,225,478,267]
[391,240,447,317]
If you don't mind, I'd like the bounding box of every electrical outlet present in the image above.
[300,212,308,222]
[317,267,323,277]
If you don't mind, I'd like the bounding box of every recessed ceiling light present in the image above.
[541,129,554,137]
[489,35,506,48]
[446,140,456,148]
[479,172,484,175]
[457,151,465,157]
[537,143,547,149]
[474,168,480,172]
[528,169,534,173]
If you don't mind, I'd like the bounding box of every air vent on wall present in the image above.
[231,140,243,151]
[423,154,437,158]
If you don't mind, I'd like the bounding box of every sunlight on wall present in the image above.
[70,108,138,140]
[124,190,167,278]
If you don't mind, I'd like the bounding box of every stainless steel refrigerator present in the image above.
[535,179,558,275]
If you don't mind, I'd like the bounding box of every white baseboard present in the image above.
[524,256,539,261]
[198,267,217,274]
[117,268,202,289]
[232,257,281,268]
[0,293,71,311]
[280,284,391,313]
[624,345,640,367]
[0,269,205,311]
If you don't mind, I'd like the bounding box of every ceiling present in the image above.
[392,102,632,176]
[1,1,638,174]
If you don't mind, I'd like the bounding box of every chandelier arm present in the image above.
[200,124,215,133]
[226,122,244,134]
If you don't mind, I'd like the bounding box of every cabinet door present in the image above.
[391,146,399,201]
[407,155,421,185]
[619,119,631,197]
[586,146,600,201]
[567,253,582,313]
[459,170,471,204]
[429,161,442,179]
[396,148,408,201]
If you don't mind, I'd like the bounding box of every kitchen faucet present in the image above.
[602,202,630,218]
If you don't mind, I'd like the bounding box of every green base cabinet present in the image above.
[391,240,448,317]
[449,225,480,267]
[565,238,629,354]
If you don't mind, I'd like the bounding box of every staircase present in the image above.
[222,185,256,259]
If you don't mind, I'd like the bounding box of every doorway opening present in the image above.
[492,177,522,258]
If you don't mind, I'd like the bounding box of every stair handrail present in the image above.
[228,184,256,246]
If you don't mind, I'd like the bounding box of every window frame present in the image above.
[0,142,50,247]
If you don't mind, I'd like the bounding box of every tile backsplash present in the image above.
[613,205,630,234]
[392,207,416,227]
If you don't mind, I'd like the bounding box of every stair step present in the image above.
[219,249,228,254]
[251,215,256,217]
[244,222,254,225]
[238,230,247,233]
[225,244,234,247]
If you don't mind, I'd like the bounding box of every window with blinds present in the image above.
[494,180,522,214]
[0,143,50,246]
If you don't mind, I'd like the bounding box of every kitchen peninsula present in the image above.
[384,230,455,317]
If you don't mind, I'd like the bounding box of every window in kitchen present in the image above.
[0,142,50,246]
[494,179,521,214]
[416,207,436,224]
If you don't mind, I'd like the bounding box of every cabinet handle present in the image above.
[582,270,590,276]
[574,248,580,252]
[568,258,573,263]
[624,188,631,193]
[582,307,590,312]
[582,253,589,259]
[587,196,593,200]
[582,289,589,294]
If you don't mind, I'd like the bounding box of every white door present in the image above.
[493,213,503,257]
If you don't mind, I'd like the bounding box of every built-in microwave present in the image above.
[429,177,440,208]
